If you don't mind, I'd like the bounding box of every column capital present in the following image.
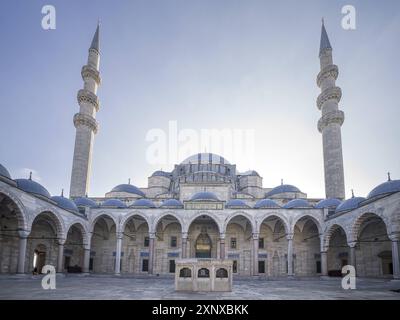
[181,232,188,239]
[57,238,66,245]
[348,241,357,248]
[389,233,400,242]
[219,233,226,240]
[149,232,156,239]
[18,229,30,239]
[286,233,294,241]
[116,231,123,240]
[252,233,260,240]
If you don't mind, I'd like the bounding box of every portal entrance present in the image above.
[195,230,211,258]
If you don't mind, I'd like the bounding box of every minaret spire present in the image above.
[316,20,346,200]
[70,24,102,198]
[319,18,332,57]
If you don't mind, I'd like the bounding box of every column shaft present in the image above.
[57,243,64,273]
[17,236,28,274]
[220,239,225,260]
[287,238,294,276]
[349,246,356,272]
[148,237,155,274]
[320,251,328,276]
[83,248,91,274]
[115,235,122,275]
[391,240,400,280]
[252,237,259,276]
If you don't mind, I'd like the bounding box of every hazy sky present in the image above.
[0,0,399,199]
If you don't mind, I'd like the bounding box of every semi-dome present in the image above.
[315,198,342,209]
[151,171,172,178]
[367,179,400,200]
[265,184,301,197]
[51,196,79,213]
[181,153,230,165]
[131,199,156,208]
[110,184,145,197]
[226,199,250,208]
[15,178,51,198]
[190,192,220,202]
[283,199,311,209]
[74,197,98,208]
[254,199,280,209]
[101,199,127,208]
[335,197,365,213]
[0,164,11,179]
[160,199,183,208]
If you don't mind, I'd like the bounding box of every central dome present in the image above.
[181,153,230,165]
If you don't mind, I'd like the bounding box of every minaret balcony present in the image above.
[73,113,99,134]
[317,86,342,110]
[318,110,345,132]
[81,65,101,85]
[77,89,100,112]
[316,64,338,88]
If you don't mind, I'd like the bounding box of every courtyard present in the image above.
[0,275,399,300]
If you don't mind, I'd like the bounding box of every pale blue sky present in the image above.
[0,0,399,199]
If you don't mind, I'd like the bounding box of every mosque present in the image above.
[0,22,399,280]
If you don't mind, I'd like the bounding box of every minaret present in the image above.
[70,24,101,198]
[316,20,345,200]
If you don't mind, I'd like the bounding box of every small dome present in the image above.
[0,164,11,179]
[131,199,156,208]
[190,192,220,202]
[265,184,301,197]
[51,196,79,213]
[315,198,342,209]
[254,199,280,209]
[160,199,183,208]
[335,197,365,213]
[151,171,172,178]
[367,179,400,200]
[283,199,311,209]
[101,199,127,208]
[15,179,51,198]
[74,197,98,208]
[110,184,145,197]
[226,199,250,208]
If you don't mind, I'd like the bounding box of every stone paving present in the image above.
[0,275,399,300]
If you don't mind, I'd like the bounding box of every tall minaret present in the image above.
[316,20,345,200]
[70,24,101,198]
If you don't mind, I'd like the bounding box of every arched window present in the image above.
[179,268,192,278]
[216,268,228,278]
[198,268,210,278]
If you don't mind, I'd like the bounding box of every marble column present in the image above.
[320,251,328,277]
[252,233,259,276]
[390,235,400,280]
[287,234,294,277]
[83,245,91,274]
[349,242,357,274]
[17,230,30,274]
[181,232,188,259]
[57,238,66,273]
[115,232,123,275]
[148,233,156,274]
[219,234,225,260]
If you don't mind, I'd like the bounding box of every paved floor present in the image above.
[0,275,399,300]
